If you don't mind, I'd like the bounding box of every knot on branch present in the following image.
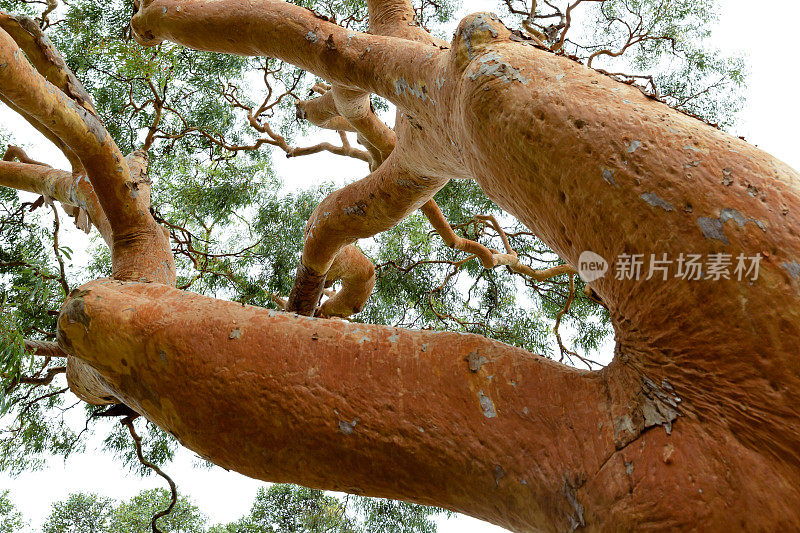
[455,13,510,62]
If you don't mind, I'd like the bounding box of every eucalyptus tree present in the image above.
[2,0,793,531]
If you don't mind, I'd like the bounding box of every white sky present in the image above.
[2,0,800,531]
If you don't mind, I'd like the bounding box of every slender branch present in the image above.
[421,201,579,282]
[24,339,66,358]
[552,274,600,369]
[9,366,66,385]
[3,145,49,166]
[50,203,70,296]
[554,0,603,52]
[122,417,177,533]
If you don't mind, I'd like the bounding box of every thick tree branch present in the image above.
[287,153,447,315]
[0,13,96,115]
[318,244,376,317]
[0,26,139,232]
[59,279,622,532]
[24,339,66,358]
[130,0,443,112]
[366,0,443,45]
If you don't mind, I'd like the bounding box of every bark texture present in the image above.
[2,1,800,531]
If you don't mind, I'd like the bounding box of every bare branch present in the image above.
[50,203,70,296]
[24,339,66,358]
[122,417,177,533]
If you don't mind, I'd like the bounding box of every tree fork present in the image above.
[0,23,175,285]
[286,153,447,314]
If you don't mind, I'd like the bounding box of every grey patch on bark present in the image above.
[720,208,747,227]
[601,168,616,185]
[388,331,400,343]
[494,464,506,488]
[127,181,139,199]
[344,202,368,217]
[64,99,106,145]
[562,474,586,531]
[338,418,358,435]
[478,390,497,418]
[698,207,764,245]
[640,193,674,211]
[229,328,242,339]
[394,78,436,105]
[640,376,680,435]
[722,168,734,186]
[159,350,167,363]
[697,217,728,243]
[467,52,529,84]
[625,461,634,475]
[613,414,636,444]
[460,13,499,58]
[467,350,489,372]
[782,260,800,279]
[64,289,92,327]
[627,140,642,153]
[305,31,318,43]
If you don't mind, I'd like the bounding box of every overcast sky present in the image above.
[1,0,799,531]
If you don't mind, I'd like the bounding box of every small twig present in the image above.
[3,366,66,385]
[50,204,70,296]
[122,417,177,533]
[553,274,600,369]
